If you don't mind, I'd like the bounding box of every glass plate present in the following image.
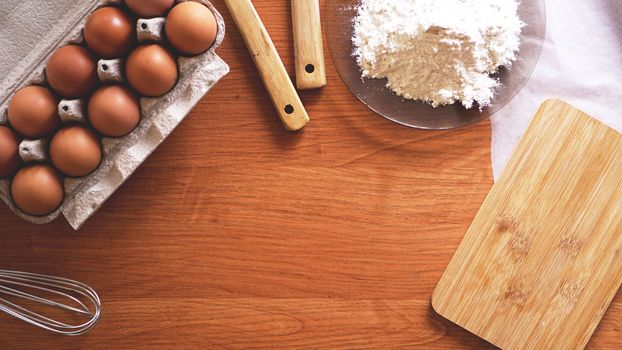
[325,0,547,130]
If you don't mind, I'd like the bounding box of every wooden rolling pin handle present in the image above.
[291,0,327,90]
[225,0,310,131]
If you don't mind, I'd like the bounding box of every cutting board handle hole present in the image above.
[305,64,315,74]
[284,104,294,114]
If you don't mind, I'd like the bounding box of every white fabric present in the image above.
[491,0,622,180]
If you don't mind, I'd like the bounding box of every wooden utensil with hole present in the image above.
[432,99,622,350]
[291,0,326,90]
[224,0,309,131]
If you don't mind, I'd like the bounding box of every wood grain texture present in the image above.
[433,100,622,350]
[0,1,619,349]
[224,0,309,130]
[291,0,327,89]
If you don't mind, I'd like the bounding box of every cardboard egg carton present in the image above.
[0,0,229,229]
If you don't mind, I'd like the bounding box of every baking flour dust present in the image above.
[352,0,524,109]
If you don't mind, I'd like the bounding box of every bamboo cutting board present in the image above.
[432,99,622,350]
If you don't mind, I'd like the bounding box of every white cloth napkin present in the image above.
[491,0,622,180]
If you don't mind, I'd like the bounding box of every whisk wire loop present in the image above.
[0,269,101,336]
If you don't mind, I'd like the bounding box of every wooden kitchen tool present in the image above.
[291,0,326,90]
[225,0,310,131]
[433,99,622,350]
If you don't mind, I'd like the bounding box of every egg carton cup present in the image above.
[0,0,229,229]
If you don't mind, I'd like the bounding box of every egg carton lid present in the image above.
[0,0,229,229]
[1,1,96,111]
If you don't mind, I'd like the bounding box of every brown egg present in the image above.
[84,7,135,58]
[125,0,175,18]
[0,126,21,178]
[126,44,178,97]
[46,45,99,98]
[89,85,141,137]
[50,126,102,177]
[11,164,64,216]
[7,86,61,138]
[166,2,218,55]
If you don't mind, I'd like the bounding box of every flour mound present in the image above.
[352,0,524,109]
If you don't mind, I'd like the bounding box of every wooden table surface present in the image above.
[1,1,620,349]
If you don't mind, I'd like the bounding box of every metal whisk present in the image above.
[0,269,101,335]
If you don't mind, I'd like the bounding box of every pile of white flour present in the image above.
[352,0,524,109]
